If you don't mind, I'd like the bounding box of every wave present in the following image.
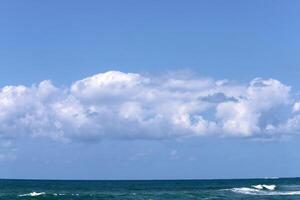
[230,186,300,196]
[252,184,276,190]
[19,192,46,197]
[231,187,261,195]
[18,192,80,197]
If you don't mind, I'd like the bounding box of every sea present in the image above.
[2,178,300,199]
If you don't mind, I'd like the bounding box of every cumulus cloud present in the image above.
[0,71,299,142]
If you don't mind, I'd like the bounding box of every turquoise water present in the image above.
[2,178,300,199]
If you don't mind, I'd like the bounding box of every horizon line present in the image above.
[0,176,297,182]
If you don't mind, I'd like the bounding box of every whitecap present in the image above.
[262,184,276,190]
[231,187,261,195]
[231,187,300,196]
[19,192,46,197]
[252,184,276,190]
[252,185,264,190]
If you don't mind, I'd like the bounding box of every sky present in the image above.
[0,0,300,180]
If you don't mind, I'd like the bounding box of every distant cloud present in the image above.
[0,71,299,142]
[293,101,300,113]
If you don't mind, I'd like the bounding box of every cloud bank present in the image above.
[0,71,299,143]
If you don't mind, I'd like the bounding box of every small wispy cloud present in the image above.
[0,71,299,143]
[170,150,179,160]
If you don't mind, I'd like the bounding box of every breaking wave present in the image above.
[19,192,46,197]
[18,192,81,197]
[230,184,300,196]
[252,184,276,190]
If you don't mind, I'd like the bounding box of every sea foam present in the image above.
[231,184,300,196]
[19,192,46,197]
[252,184,276,190]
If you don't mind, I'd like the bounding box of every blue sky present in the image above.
[0,0,300,179]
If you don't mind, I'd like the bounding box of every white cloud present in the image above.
[216,78,291,136]
[0,71,299,142]
[293,101,300,113]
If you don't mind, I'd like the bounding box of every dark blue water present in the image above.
[2,178,300,199]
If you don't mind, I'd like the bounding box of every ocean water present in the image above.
[2,178,300,199]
